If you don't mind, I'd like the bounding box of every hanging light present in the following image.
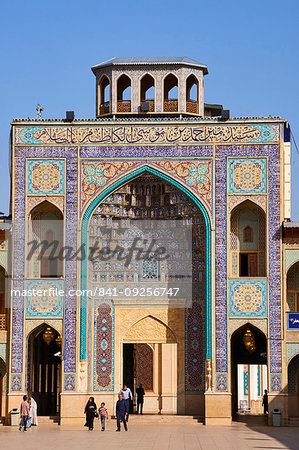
[55,335,62,347]
[43,327,54,345]
[243,328,256,353]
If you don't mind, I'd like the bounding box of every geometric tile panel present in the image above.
[229,318,268,336]
[185,300,205,391]
[25,319,63,336]
[27,196,64,214]
[0,251,8,271]
[228,158,267,194]
[0,343,6,362]
[228,194,267,213]
[285,249,299,273]
[270,373,282,392]
[286,343,299,364]
[25,279,64,318]
[0,331,7,343]
[63,373,76,391]
[216,372,228,391]
[11,373,22,391]
[27,159,65,195]
[93,300,114,391]
[229,279,267,317]
[287,331,299,341]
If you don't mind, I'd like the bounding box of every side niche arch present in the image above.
[26,323,62,415]
[0,357,6,416]
[98,74,110,115]
[0,265,7,328]
[186,74,199,114]
[231,323,268,416]
[163,73,178,112]
[287,262,299,312]
[288,353,299,417]
[80,165,212,363]
[230,200,266,277]
[140,73,155,112]
[117,74,132,112]
[28,200,64,278]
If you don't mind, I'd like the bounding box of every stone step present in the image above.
[289,417,299,426]
[121,414,203,424]
[37,416,59,424]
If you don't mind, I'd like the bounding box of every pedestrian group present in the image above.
[84,384,145,432]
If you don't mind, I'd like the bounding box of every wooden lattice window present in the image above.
[243,226,253,243]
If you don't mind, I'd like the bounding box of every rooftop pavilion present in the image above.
[91,57,225,118]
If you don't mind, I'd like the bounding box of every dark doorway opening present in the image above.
[123,344,135,413]
[240,253,258,277]
[231,324,267,420]
[28,325,62,416]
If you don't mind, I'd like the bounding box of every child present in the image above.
[99,402,108,431]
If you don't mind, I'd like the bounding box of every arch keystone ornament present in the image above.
[124,316,177,343]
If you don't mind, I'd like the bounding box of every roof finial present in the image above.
[36,104,44,119]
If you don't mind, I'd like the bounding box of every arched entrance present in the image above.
[123,316,177,414]
[288,354,299,417]
[82,167,211,415]
[231,324,267,418]
[27,324,62,416]
[0,357,6,418]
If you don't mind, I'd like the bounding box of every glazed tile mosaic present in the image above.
[93,300,114,391]
[25,279,64,318]
[3,55,294,422]
[286,343,299,364]
[27,159,65,195]
[229,279,267,318]
[228,158,267,194]
[15,123,280,146]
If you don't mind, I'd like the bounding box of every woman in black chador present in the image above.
[84,397,97,430]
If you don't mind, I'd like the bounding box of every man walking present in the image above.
[116,393,128,431]
[262,389,269,414]
[19,395,30,432]
[136,384,145,414]
[119,385,133,421]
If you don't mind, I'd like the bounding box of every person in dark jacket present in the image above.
[116,393,128,431]
[84,397,97,431]
[262,389,268,414]
[136,384,145,414]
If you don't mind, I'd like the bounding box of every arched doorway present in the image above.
[231,324,267,418]
[230,200,266,277]
[287,262,299,312]
[0,357,6,418]
[82,168,211,415]
[123,316,177,414]
[288,354,299,417]
[28,201,63,278]
[27,324,62,416]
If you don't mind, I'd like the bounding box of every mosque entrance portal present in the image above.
[27,324,62,416]
[123,342,177,414]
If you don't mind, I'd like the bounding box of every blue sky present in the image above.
[0,0,298,217]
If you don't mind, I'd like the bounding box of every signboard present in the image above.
[287,313,299,330]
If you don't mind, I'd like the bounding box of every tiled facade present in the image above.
[1,57,296,425]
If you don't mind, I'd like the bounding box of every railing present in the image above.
[99,102,110,115]
[0,314,7,330]
[163,99,178,112]
[140,99,155,112]
[117,100,131,113]
[186,100,198,114]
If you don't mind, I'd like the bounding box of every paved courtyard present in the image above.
[1,419,299,450]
